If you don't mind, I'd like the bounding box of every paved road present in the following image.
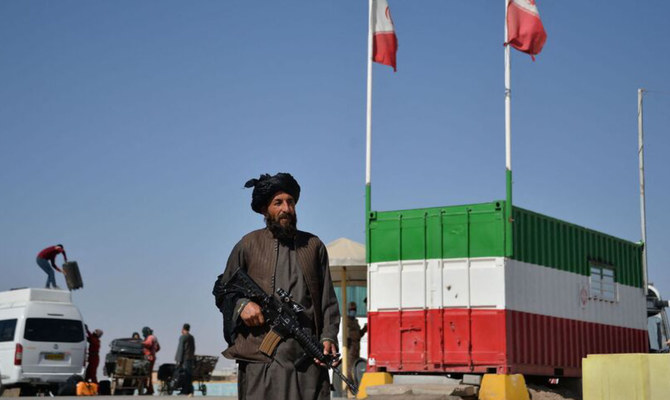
[13,397,350,400]
[10,398,239,400]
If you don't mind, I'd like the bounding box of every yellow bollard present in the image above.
[478,374,530,400]
[356,372,393,399]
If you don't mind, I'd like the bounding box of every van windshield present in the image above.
[24,318,84,343]
[0,319,17,342]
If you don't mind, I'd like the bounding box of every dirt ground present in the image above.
[528,383,581,400]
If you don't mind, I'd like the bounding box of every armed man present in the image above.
[214,173,341,400]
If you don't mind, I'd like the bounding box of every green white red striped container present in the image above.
[366,201,647,377]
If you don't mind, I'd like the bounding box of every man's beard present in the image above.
[265,212,298,244]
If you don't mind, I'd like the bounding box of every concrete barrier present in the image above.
[478,374,529,400]
[583,353,670,400]
[357,372,393,399]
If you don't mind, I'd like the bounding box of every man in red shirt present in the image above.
[36,244,67,289]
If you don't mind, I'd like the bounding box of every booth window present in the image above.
[589,262,617,301]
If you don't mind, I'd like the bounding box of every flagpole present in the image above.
[365,0,373,260]
[362,0,374,394]
[638,88,648,292]
[504,0,513,256]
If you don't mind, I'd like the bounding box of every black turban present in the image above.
[244,173,300,214]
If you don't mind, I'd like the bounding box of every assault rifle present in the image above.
[220,267,359,395]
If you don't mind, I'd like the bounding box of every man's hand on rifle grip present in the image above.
[240,301,265,327]
[316,340,340,367]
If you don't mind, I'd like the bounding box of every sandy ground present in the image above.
[527,383,581,400]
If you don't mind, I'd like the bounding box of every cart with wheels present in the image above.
[191,355,219,396]
[103,338,151,395]
[158,356,218,395]
[108,356,151,395]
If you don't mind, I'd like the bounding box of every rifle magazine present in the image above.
[259,329,282,357]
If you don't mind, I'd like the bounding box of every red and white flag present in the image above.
[372,0,397,71]
[506,0,547,59]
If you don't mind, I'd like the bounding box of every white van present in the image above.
[0,288,86,394]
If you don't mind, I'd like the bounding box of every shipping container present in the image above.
[366,201,647,377]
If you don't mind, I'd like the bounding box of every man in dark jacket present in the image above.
[345,302,366,374]
[213,173,340,400]
[175,323,195,395]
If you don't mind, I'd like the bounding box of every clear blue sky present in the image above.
[1,1,669,371]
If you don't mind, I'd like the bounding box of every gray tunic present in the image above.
[236,242,333,400]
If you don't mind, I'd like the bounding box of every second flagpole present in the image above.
[365,0,373,259]
[362,0,374,395]
[504,0,513,256]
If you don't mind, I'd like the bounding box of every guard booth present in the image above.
[326,238,368,385]
[366,201,647,377]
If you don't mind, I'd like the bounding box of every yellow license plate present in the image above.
[45,353,65,361]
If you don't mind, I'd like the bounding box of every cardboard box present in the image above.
[115,357,134,376]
